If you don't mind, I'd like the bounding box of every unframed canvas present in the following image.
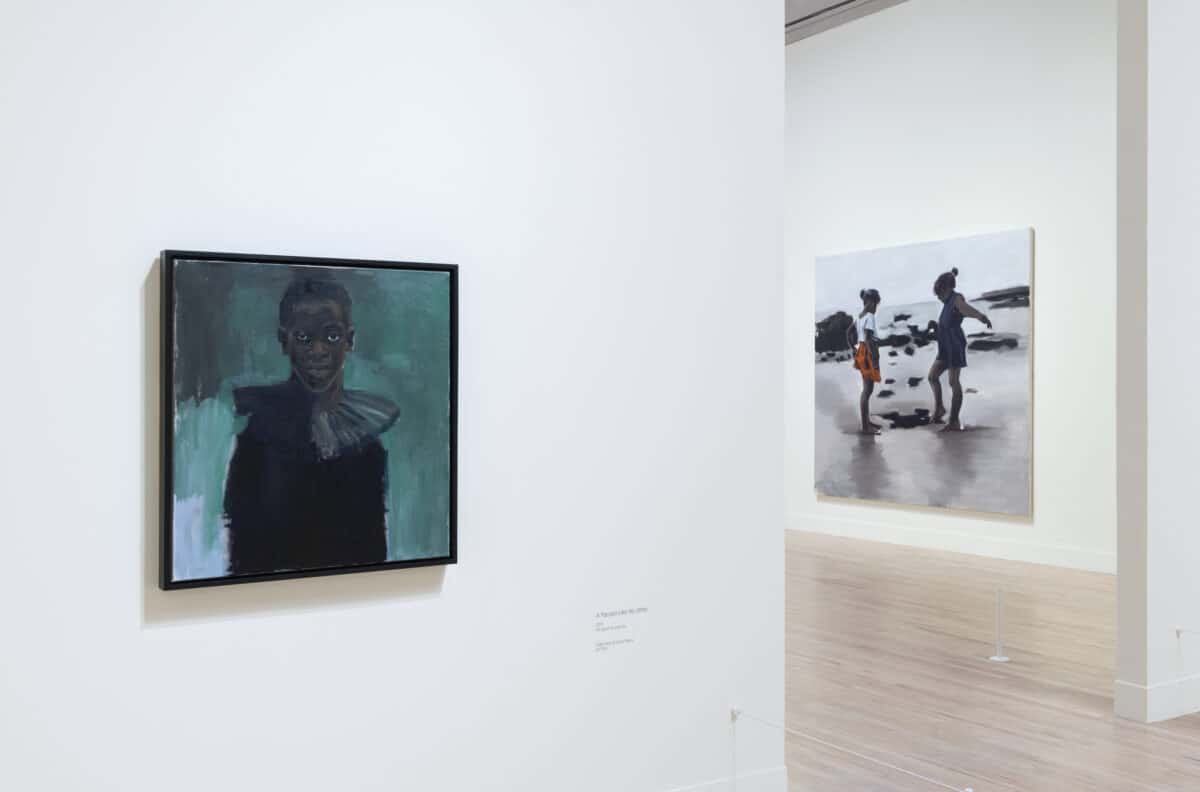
[160,250,457,589]
[813,229,1033,516]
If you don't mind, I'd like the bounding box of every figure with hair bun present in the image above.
[928,268,992,431]
[852,288,883,435]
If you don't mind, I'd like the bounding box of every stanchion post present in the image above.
[989,588,1010,663]
[729,707,739,792]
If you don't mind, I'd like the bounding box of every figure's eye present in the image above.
[326,331,341,343]
[294,330,310,343]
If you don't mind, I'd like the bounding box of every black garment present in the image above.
[936,291,968,369]
[223,377,399,576]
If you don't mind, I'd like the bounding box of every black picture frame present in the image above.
[159,250,458,590]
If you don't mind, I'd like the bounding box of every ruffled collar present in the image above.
[311,390,400,460]
[233,380,399,460]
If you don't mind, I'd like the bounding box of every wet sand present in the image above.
[813,307,1031,516]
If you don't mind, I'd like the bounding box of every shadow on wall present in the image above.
[139,257,445,627]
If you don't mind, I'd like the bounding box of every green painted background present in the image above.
[171,258,452,581]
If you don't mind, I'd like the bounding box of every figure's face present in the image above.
[278,298,354,392]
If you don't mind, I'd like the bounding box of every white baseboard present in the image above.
[790,513,1116,573]
[665,765,788,792]
[1115,674,1200,723]
[1113,679,1149,721]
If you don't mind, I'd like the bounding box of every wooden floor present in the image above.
[785,532,1200,791]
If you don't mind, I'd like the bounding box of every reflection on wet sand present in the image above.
[813,289,1030,515]
[815,416,1028,514]
[847,433,888,502]
[814,365,1030,515]
[927,428,984,508]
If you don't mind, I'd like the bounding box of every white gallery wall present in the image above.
[0,2,786,791]
[786,0,1119,570]
[1125,0,1200,723]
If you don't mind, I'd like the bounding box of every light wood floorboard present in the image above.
[785,532,1200,791]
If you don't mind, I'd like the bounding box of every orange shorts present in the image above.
[853,342,881,383]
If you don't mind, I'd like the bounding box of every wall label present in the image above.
[593,606,649,653]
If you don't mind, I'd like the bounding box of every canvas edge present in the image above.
[813,225,1035,267]
[158,252,175,590]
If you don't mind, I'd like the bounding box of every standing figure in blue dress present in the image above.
[927,268,992,431]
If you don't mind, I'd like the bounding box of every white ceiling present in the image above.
[785,0,844,25]
[784,0,907,41]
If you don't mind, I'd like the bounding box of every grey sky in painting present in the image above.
[815,229,1032,316]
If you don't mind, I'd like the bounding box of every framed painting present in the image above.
[813,229,1033,516]
[160,250,457,589]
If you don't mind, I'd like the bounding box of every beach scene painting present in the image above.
[813,229,1033,516]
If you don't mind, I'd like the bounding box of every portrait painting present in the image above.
[813,229,1032,516]
[160,251,457,588]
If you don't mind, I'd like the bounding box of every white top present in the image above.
[856,312,877,345]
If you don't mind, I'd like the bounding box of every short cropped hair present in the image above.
[278,278,353,327]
